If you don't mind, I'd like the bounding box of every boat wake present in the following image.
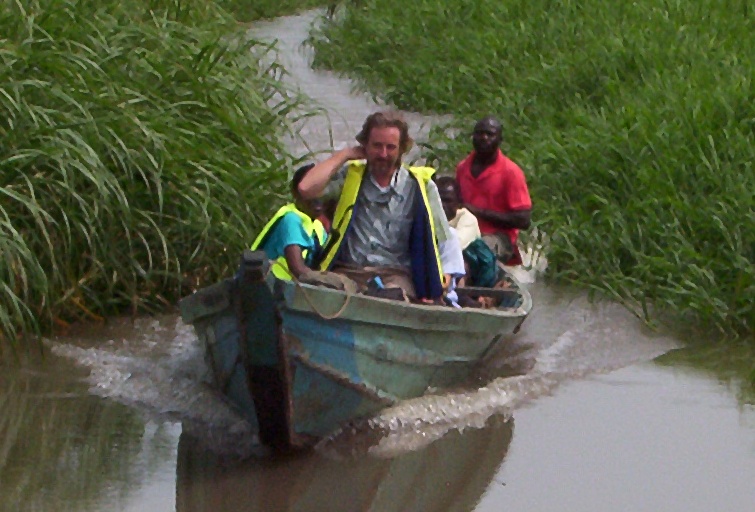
[47,316,262,458]
[47,278,678,461]
[319,285,680,458]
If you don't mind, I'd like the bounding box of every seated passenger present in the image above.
[455,116,532,265]
[298,111,452,302]
[436,176,480,251]
[436,176,498,288]
[251,164,327,280]
[438,226,466,308]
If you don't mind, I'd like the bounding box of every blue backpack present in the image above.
[462,238,498,288]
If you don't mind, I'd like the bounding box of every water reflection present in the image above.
[0,359,177,512]
[657,341,755,406]
[480,363,755,512]
[176,417,512,512]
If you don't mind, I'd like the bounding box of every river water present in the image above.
[2,10,753,512]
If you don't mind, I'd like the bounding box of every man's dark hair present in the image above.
[355,111,414,155]
[475,116,502,135]
[435,175,461,201]
[291,163,315,194]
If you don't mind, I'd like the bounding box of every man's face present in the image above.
[472,120,502,155]
[438,186,460,221]
[365,126,402,175]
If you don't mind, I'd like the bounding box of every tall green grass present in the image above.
[218,0,329,22]
[1,0,312,351]
[310,0,754,338]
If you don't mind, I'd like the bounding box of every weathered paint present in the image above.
[179,250,532,448]
[282,311,398,437]
[196,307,259,428]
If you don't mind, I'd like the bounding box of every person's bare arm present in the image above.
[298,146,366,200]
[464,205,532,230]
[283,245,310,279]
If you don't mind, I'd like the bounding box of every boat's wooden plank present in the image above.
[281,282,527,335]
[289,350,397,406]
[179,279,232,324]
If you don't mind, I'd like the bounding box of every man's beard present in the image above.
[369,156,399,174]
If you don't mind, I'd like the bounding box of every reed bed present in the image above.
[310,0,754,339]
[218,0,328,22]
[1,0,313,351]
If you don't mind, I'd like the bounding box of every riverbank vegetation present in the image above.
[0,0,326,353]
[311,0,754,339]
[218,0,326,22]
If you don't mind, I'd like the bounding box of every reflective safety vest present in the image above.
[318,161,444,299]
[251,203,327,280]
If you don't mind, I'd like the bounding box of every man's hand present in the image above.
[284,245,309,279]
[342,145,367,161]
[464,203,482,217]
[464,203,531,230]
[299,146,366,200]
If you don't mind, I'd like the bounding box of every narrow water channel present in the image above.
[1,9,753,512]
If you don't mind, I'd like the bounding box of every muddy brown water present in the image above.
[1,10,753,512]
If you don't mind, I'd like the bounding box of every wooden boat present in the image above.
[179,250,531,450]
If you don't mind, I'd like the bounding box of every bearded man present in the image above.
[298,111,452,301]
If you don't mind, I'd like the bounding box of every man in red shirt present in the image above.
[455,116,532,265]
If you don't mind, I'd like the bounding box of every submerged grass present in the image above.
[1,0,317,352]
[310,0,754,339]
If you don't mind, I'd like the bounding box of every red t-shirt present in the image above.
[456,150,531,264]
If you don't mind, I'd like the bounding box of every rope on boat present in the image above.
[268,260,354,321]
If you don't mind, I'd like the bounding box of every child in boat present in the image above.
[436,176,500,308]
[436,176,478,307]
[250,164,328,280]
[438,226,466,307]
[436,176,481,253]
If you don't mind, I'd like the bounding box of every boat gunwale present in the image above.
[278,276,533,322]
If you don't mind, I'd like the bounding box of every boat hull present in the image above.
[180,251,531,449]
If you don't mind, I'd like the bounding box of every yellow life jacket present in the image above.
[251,203,327,280]
[318,161,444,299]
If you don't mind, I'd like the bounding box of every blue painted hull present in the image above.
[180,251,531,449]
